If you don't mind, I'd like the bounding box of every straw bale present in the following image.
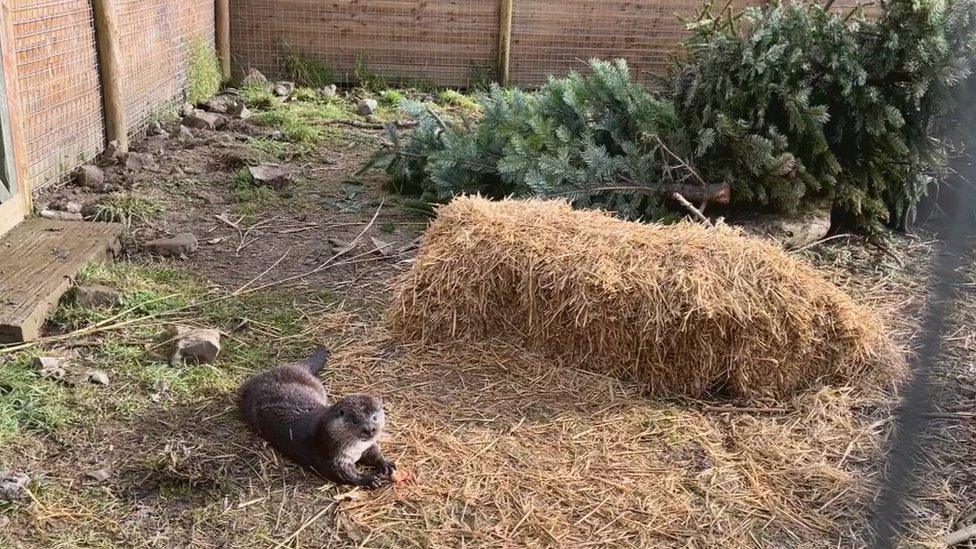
[389,196,900,398]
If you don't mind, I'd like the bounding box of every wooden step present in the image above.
[0,218,124,343]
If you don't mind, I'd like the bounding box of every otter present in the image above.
[238,347,395,488]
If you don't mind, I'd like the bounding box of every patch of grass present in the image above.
[91,193,163,226]
[437,89,480,112]
[281,45,336,87]
[0,352,75,447]
[292,87,319,102]
[355,58,388,92]
[248,137,312,161]
[187,35,221,105]
[380,89,406,107]
[240,83,277,109]
[233,167,280,216]
[251,108,321,144]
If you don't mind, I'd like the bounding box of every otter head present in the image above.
[327,394,386,442]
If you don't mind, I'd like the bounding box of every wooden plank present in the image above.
[0,0,30,226]
[91,0,127,151]
[0,218,124,343]
[498,0,513,85]
[215,0,230,81]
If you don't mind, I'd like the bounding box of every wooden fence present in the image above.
[228,0,866,88]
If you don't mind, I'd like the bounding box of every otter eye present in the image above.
[337,409,345,417]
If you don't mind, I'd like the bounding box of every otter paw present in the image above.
[377,460,397,477]
[360,474,384,490]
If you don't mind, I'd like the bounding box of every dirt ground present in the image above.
[1,87,974,548]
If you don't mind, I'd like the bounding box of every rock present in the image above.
[320,84,338,98]
[203,94,249,117]
[370,236,394,257]
[100,139,125,165]
[63,201,84,214]
[182,109,226,131]
[273,81,295,97]
[88,371,110,385]
[33,356,65,380]
[73,165,105,189]
[145,233,199,257]
[149,379,170,403]
[178,102,195,117]
[357,98,378,116]
[147,120,166,136]
[85,468,112,482]
[177,125,195,140]
[39,209,83,222]
[248,164,291,189]
[123,152,154,172]
[736,207,832,249]
[241,67,268,88]
[0,471,30,502]
[73,284,121,308]
[270,130,286,141]
[161,325,221,366]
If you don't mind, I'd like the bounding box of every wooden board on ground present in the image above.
[0,217,124,343]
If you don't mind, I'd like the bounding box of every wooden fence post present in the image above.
[0,0,30,232]
[215,0,230,81]
[91,0,127,152]
[498,0,514,86]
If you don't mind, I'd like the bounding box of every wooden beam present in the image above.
[91,0,127,152]
[215,0,231,81]
[0,0,29,230]
[497,0,514,86]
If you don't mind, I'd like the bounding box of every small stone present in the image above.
[145,233,199,257]
[123,152,154,172]
[269,130,285,141]
[248,164,291,189]
[370,236,394,257]
[39,209,84,222]
[149,379,171,403]
[64,201,83,214]
[100,139,125,165]
[273,81,295,97]
[73,165,105,189]
[178,102,195,117]
[33,356,65,380]
[88,371,110,385]
[0,471,30,502]
[206,237,223,245]
[241,67,268,87]
[147,120,166,136]
[202,94,249,117]
[357,98,378,116]
[85,468,112,482]
[178,125,195,140]
[182,109,226,131]
[73,284,121,308]
[320,84,338,98]
[161,326,221,366]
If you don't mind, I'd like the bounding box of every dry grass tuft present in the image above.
[332,339,905,547]
[390,196,903,399]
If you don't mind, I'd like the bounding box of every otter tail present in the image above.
[304,346,331,375]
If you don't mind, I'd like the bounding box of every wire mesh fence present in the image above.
[10,0,105,190]
[228,0,870,88]
[116,0,214,136]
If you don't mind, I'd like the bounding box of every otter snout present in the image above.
[361,425,378,439]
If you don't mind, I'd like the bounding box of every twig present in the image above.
[320,119,417,130]
[234,248,291,296]
[791,233,853,253]
[943,523,976,546]
[269,504,334,549]
[672,192,712,226]
[704,406,790,414]
[651,134,709,189]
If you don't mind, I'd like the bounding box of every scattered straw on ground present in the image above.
[390,196,902,399]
